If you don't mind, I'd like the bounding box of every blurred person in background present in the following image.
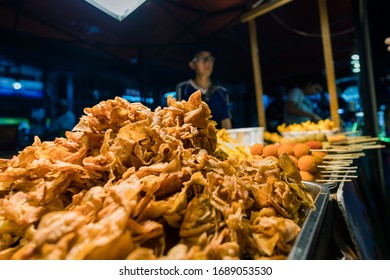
[284,80,323,125]
[266,84,287,132]
[47,99,76,139]
[176,50,232,129]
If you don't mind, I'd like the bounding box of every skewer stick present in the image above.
[323,159,353,163]
[316,179,352,182]
[360,145,386,150]
[323,153,365,158]
[331,141,378,147]
[322,160,353,163]
[311,148,358,153]
[321,170,357,173]
[323,156,361,159]
[314,145,365,151]
[321,175,358,178]
[346,135,373,140]
[318,165,358,169]
[322,162,353,166]
[350,141,378,146]
[347,137,379,143]
[346,135,370,138]
[320,165,353,168]
[324,152,365,156]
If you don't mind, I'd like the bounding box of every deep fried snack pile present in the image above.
[0,90,314,260]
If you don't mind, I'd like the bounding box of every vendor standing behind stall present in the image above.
[284,80,323,125]
[47,99,76,139]
[176,50,232,129]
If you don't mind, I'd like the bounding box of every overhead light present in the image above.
[84,0,146,21]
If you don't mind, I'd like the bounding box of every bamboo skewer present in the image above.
[313,144,385,152]
[346,135,376,139]
[322,162,353,165]
[345,142,378,146]
[311,148,363,153]
[311,133,383,185]
[311,149,343,152]
[323,159,353,163]
[323,156,360,160]
[359,145,386,150]
[331,143,376,148]
[347,137,379,143]
[346,135,371,138]
[321,170,356,173]
[331,144,386,150]
[318,165,357,169]
[323,153,365,158]
[324,152,364,156]
[316,179,352,182]
[321,175,358,178]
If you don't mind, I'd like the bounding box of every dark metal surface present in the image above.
[337,180,386,259]
[288,181,330,260]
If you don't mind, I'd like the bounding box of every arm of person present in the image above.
[221,118,232,129]
[286,100,321,121]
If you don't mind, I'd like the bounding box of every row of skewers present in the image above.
[312,133,385,183]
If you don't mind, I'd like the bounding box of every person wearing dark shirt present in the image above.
[176,50,232,129]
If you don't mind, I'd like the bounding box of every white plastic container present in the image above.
[226,127,264,146]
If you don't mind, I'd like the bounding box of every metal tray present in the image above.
[287,181,330,260]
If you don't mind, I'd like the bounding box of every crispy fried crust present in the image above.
[0,92,313,260]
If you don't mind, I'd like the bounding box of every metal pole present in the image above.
[352,0,388,258]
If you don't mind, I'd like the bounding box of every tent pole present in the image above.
[241,0,293,23]
[318,0,340,129]
[248,19,266,128]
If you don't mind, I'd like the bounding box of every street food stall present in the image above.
[0,0,388,261]
[240,0,340,129]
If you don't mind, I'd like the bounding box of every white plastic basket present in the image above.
[226,127,264,146]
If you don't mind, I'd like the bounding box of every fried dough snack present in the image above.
[0,90,314,260]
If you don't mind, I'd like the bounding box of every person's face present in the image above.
[305,83,323,95]
[189,51,215,77]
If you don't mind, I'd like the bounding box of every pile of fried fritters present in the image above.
[0,91,314,260]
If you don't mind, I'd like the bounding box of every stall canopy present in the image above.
[0,0,355,103]
[241,0,341,129]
